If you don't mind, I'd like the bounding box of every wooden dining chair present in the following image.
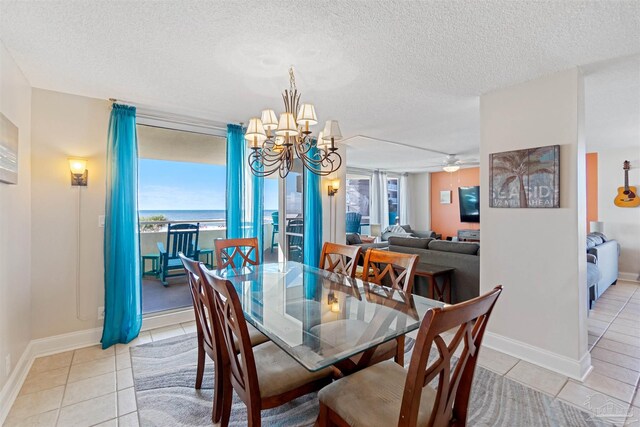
[214,237,260,269]
[202,268,335,427]
[317,286,503,427]
[320,242,362,278]
[338,248,418,369]
[179,253,268,424]
[362,248,419,293]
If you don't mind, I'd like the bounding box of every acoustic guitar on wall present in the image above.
[614,160,640,208]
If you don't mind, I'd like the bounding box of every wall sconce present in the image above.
[327,292,340,313]
[328,178,340,196]
[69,158,88,186]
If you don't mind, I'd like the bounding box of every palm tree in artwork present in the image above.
[492,149,555,207]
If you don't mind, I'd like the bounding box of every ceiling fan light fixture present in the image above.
[443,164,460,173]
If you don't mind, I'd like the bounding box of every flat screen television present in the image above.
[458,186,480,223]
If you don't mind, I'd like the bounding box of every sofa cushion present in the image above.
[591,232,607,242]
[346,233,362,245]
[387,236,432,249]
[586,234,603,248]
[428,240,479,255]
[399,224,413,233]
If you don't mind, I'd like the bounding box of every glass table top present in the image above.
[216,261,444,371]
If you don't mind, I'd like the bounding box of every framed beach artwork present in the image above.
[489,145,560,208]
[0,113,19,185]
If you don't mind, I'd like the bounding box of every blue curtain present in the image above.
[101,104,141,349]
[303,143,323,267]
[226,124,245,240]
[251,170,264,255]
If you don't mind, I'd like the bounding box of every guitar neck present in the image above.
[625,169,629,191]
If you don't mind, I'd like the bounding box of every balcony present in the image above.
[139,219,277,314]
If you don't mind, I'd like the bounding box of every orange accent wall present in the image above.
[430,168,480,239]
[586,152,598,232]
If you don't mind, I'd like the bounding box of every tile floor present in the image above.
[4,281,639,426]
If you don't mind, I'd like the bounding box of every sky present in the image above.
[138,159,279,210]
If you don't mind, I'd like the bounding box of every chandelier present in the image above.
[244,67,343,178]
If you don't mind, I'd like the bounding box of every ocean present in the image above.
[139,209,277,222]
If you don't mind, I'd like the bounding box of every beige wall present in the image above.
[597,147,640,279]
[31,89,110,338]
[408,172,431,231]
[0,43,32,390]
[321,144,347,245]
[480,68,589,378]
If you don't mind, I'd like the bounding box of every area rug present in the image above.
[131,333,611,427]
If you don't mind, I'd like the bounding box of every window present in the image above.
[346,175,370,231]
[388,177,399,225]
[285,160,304,262]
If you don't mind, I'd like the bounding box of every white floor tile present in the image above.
[583,371,636,403]
[6,386,64,421]
[67,356,116,383]
[119,412,140,427]
[30,351,73,374]
[117,367,134,390]
[477,347,520,375]
[3,409,58,427]
[506,360,568,396]
[591,347,640,372]
[558,381,630,421]
[57,393,117,427]
[181,321,197,334]
[149,325,186,341]
[62,372,116,407]
[117,387,137,416]
[72,345,115,365]
[116,352,132,370]
[19,366,69,396]
[591,357,640,386]
[597,338,640,359]
[115,332,152,354]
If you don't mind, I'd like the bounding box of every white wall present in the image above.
[408,172,431,231]
[31,89,110,338]
[322,144,347,245]
[480,68,590,379]
[0,43,32,390]
[597,148,640,280]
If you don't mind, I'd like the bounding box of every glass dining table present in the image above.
[215,261,444,372]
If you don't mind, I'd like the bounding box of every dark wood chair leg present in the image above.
[248,401,261,427]
[195,342,205,389]
[394,335,405,366]
[219,372,233,427]
[317,401,329,427]
[212,360,224,424]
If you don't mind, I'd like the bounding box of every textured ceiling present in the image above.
[1,1,639,171]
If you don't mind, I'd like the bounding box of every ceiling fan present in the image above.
[437,154,479,172]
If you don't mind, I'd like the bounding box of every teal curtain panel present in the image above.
[101,103,142,349]
[303,142,323,267]
[226,124,245,240]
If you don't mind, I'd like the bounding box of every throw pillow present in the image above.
[346,233,362,245]
[384,225,409,234]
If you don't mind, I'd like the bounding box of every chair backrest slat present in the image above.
[320,242,362,278]
[399,286,503,427]
[362,249,418,293]
[166,223,200,258]
[214,237,260,269]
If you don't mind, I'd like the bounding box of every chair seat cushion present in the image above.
[318,360,436,427]
[246,324,269,347]
[310,319,398,367]
[252,341,333,399]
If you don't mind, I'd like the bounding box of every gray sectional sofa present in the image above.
[387,236,479,304]
[587,232,619,300]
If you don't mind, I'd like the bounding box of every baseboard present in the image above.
[0,310,192,425]
[483,332,592,381]
[0,343,33,424]
[141,307,194,331]
[618,272,640,283]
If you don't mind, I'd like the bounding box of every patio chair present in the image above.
[270,211,279,253]
[346,212,362,234]
[286,218,304,262]
[157,223,200,285]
